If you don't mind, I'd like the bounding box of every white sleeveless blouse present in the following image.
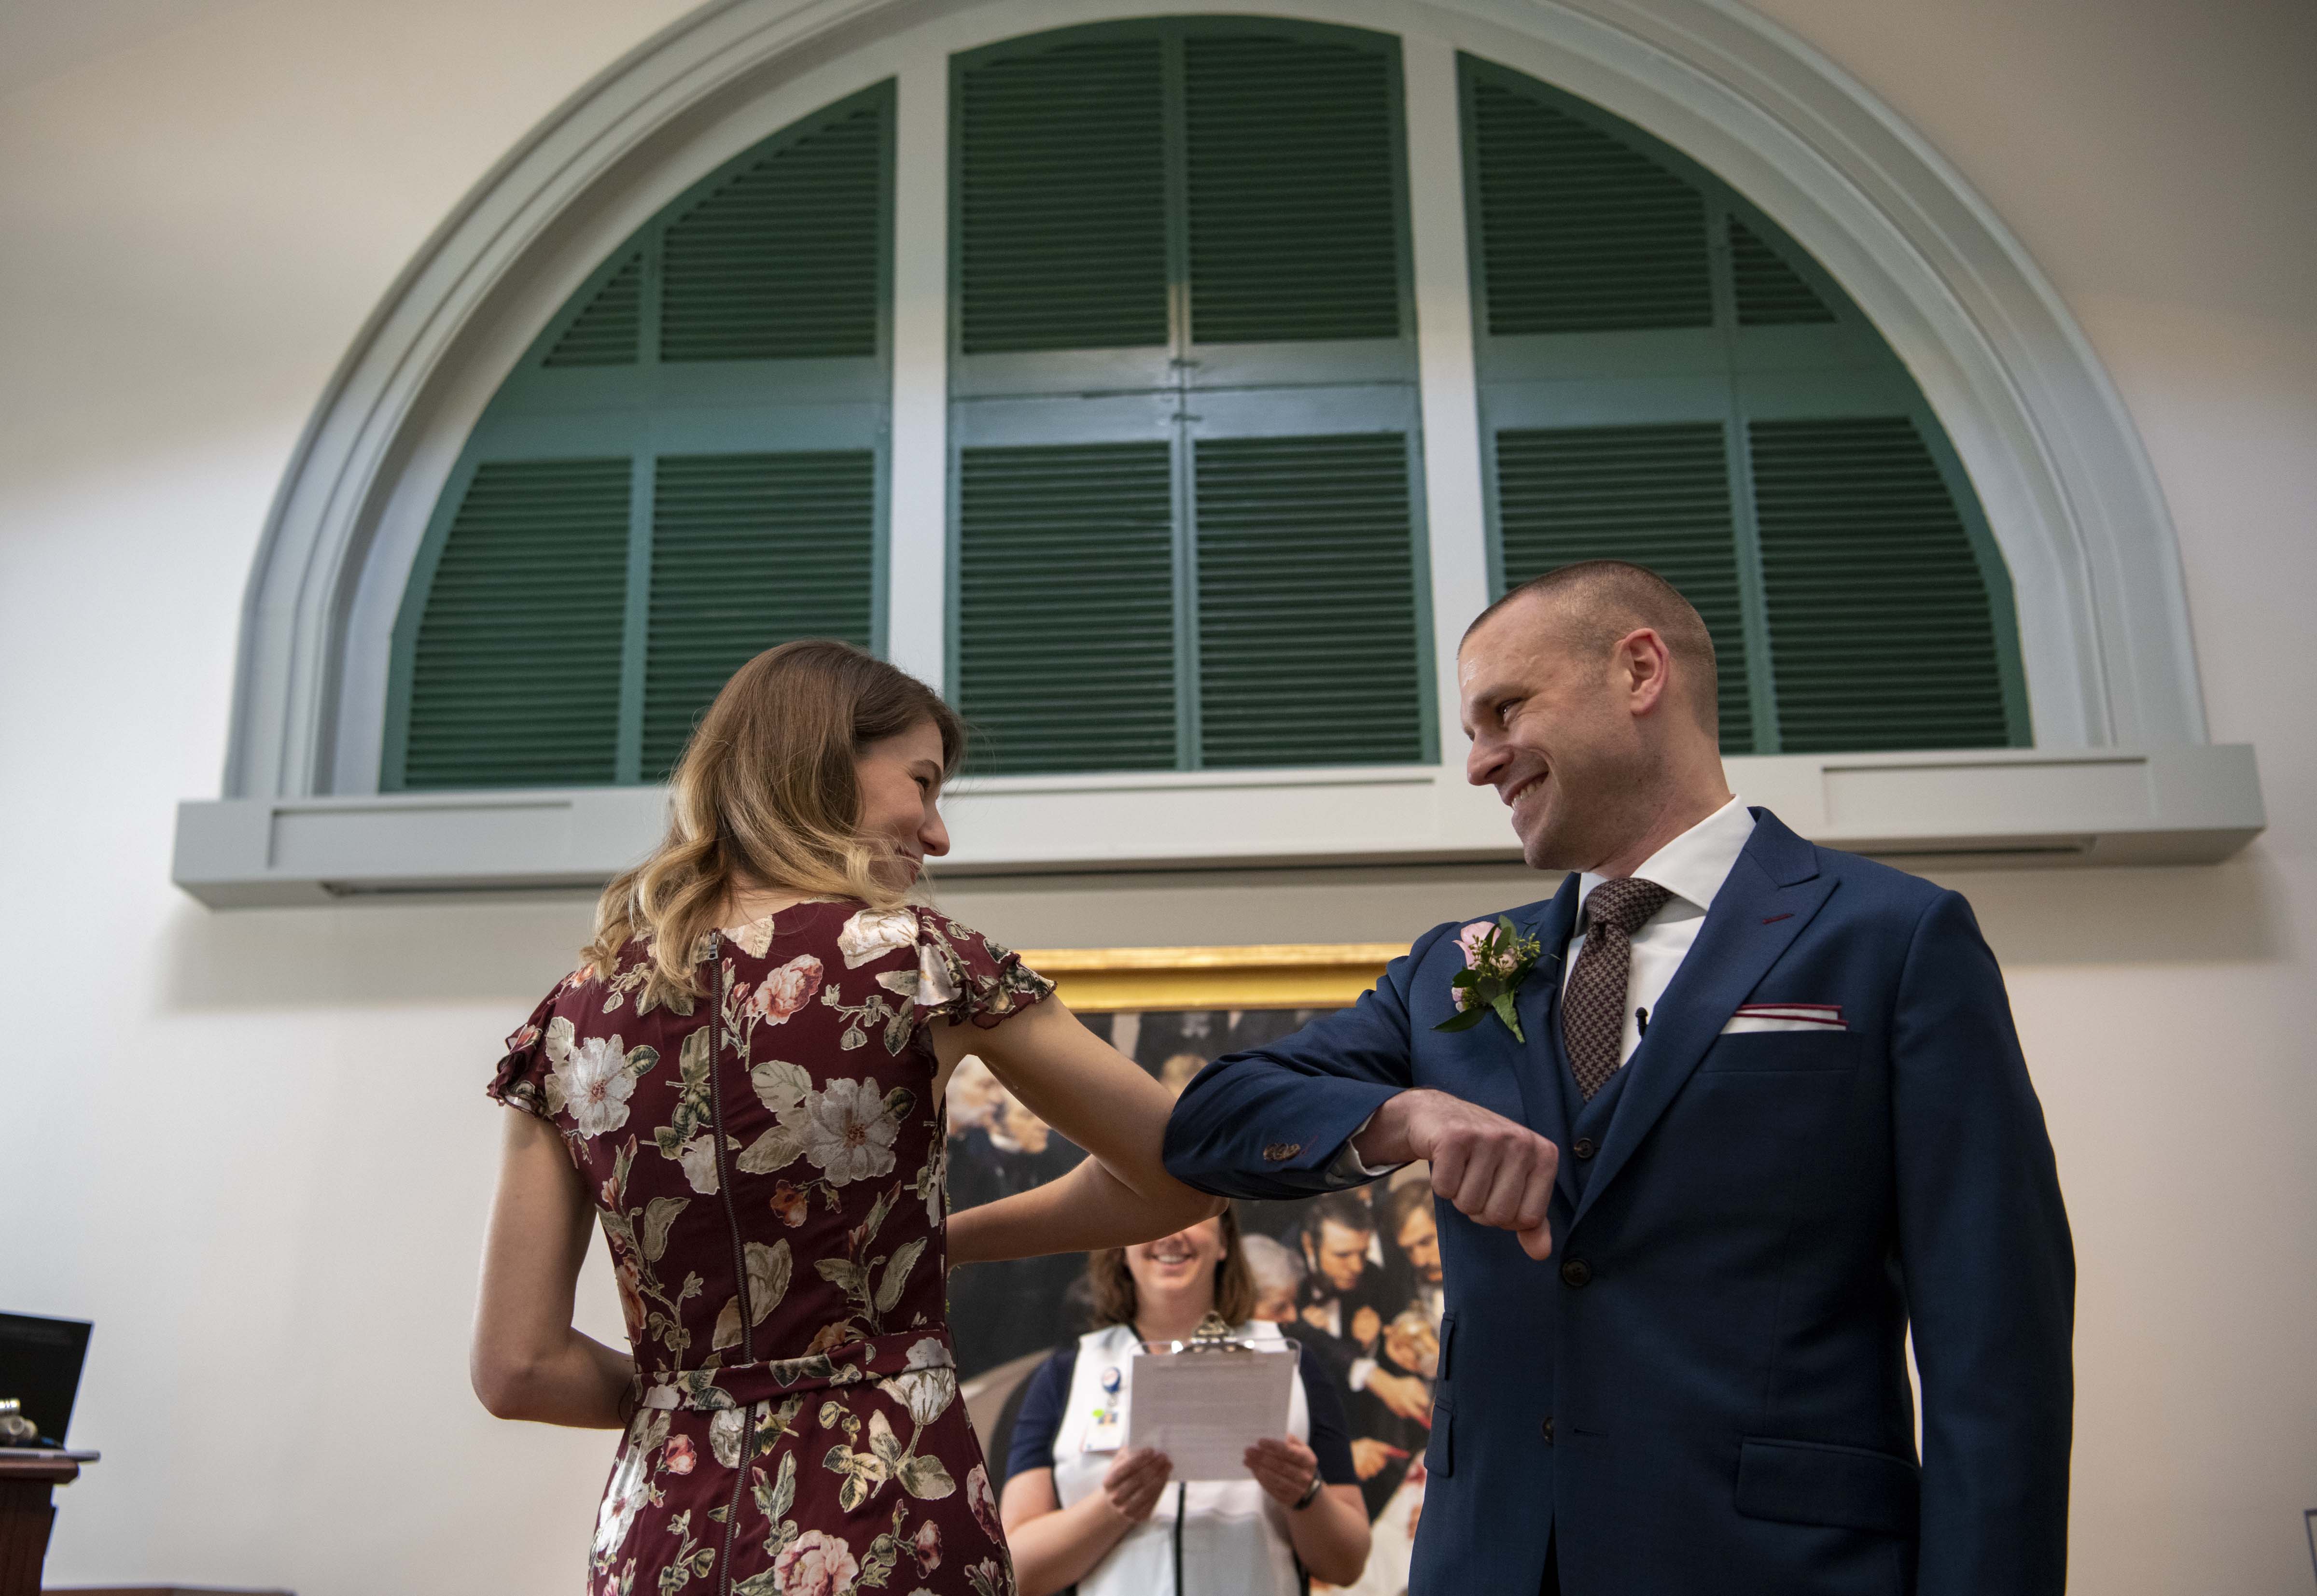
[1046,1319,1311,1596]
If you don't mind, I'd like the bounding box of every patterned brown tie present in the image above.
[1562,877,1674,1100]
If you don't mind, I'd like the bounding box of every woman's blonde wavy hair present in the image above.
[583,640,964,1004]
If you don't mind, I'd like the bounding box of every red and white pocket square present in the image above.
[1720,1003,1846,1034]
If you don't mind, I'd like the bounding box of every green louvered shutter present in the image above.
[1495,424,1754,753]
[1466,56,2025,754]
[950,22,1429,777]
[956,40,1170,354]
[1727,220,1834,326]
[403,460,631,787]
[956,443,1178,773]
[1194,434,1426,766]
[394,84,893,791]
[1751,418,2011,752]
[544,253,642,367]
[660,101,885,361]
[1183,34,1402,343]
[1468,78,1712,334]
[641,452,878,777]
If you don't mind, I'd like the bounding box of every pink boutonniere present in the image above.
[1435,916,1545,1041]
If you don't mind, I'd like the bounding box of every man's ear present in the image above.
[1619,627,1673,716]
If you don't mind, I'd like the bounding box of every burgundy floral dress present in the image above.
[490,900,1053,1596]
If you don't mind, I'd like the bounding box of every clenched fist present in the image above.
[1352,1090,1558,1260]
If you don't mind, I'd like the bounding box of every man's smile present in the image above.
[1503,768,1549,809]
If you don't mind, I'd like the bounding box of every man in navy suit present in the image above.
[1163,561,2073,1596]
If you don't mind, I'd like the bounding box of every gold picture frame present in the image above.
[1015,942,1402,1012]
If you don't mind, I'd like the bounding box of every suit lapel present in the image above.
[1570,811,1837,1227]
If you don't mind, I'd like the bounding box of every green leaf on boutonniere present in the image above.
[1492,993,1525,1042]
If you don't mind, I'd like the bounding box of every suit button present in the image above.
[1540,1416,1555,1444]
[1571,1137,1596,1160]
[1559,1258,1592,1288]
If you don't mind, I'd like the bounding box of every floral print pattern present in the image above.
[490,901,1053,1596]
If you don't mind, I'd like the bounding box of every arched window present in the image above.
[385,23,2026,794]
[386,84,893,790]
[180,1,2257,902]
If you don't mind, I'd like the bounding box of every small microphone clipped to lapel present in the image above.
[1635,1006,1650,1037]
[1761,912,1794,925]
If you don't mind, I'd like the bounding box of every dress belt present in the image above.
[636,1327,956,1411]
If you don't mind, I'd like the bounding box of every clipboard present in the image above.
[1124,1313,1300,1481]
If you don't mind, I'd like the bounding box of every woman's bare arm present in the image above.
[950,1156,1214,1265]
[934,1001,1224,1262]
[471,1108,635,1427]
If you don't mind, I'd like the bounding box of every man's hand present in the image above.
[1352,1089,1558,1260]
[1349,1437,1408,1481]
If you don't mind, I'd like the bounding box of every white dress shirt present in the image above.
[1565,795,1756,1070]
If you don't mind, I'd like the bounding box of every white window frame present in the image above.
[177,0,2262,905]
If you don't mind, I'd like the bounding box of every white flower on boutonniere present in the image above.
[1437,916,1545,1041]
[838,908,918,968]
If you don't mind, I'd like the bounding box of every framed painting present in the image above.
[946,942,1438,1596]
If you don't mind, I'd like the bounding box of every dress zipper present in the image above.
[707,933,754,1595]
[708,935,754,1359]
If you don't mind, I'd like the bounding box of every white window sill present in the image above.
[170,744,2264,908]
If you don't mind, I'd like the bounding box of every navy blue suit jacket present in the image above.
[1163,810,2073,1596]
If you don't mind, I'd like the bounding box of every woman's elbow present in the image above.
[470,1346,543,1420]
[1307,1532,1371,1587]
[1163,1177,1228,1225]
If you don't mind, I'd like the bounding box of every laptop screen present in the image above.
[0,1313,92,1446]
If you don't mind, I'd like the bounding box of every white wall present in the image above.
[1,0,2309,1591]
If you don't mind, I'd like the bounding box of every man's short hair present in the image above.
[1464,560,1720,737]
[1306,1190,1375,1241]
[1379,1178,1434,1244]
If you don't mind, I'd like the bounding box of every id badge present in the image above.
[1081,1365,1125,1453]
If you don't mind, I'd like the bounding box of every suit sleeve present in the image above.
[1892,889,2075,1596]
[1161,924,1453,1200]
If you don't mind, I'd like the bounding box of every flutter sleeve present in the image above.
[911,907,1056,1030]
[487,984,567,1118]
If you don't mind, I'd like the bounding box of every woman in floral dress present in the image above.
[472,643,1222,1596]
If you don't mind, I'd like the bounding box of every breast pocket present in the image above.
[1698,1031,1863,1074]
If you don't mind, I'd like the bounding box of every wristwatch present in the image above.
[1292,1474,1324,1511]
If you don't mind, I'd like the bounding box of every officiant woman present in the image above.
[1000,1209,1371,1596]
